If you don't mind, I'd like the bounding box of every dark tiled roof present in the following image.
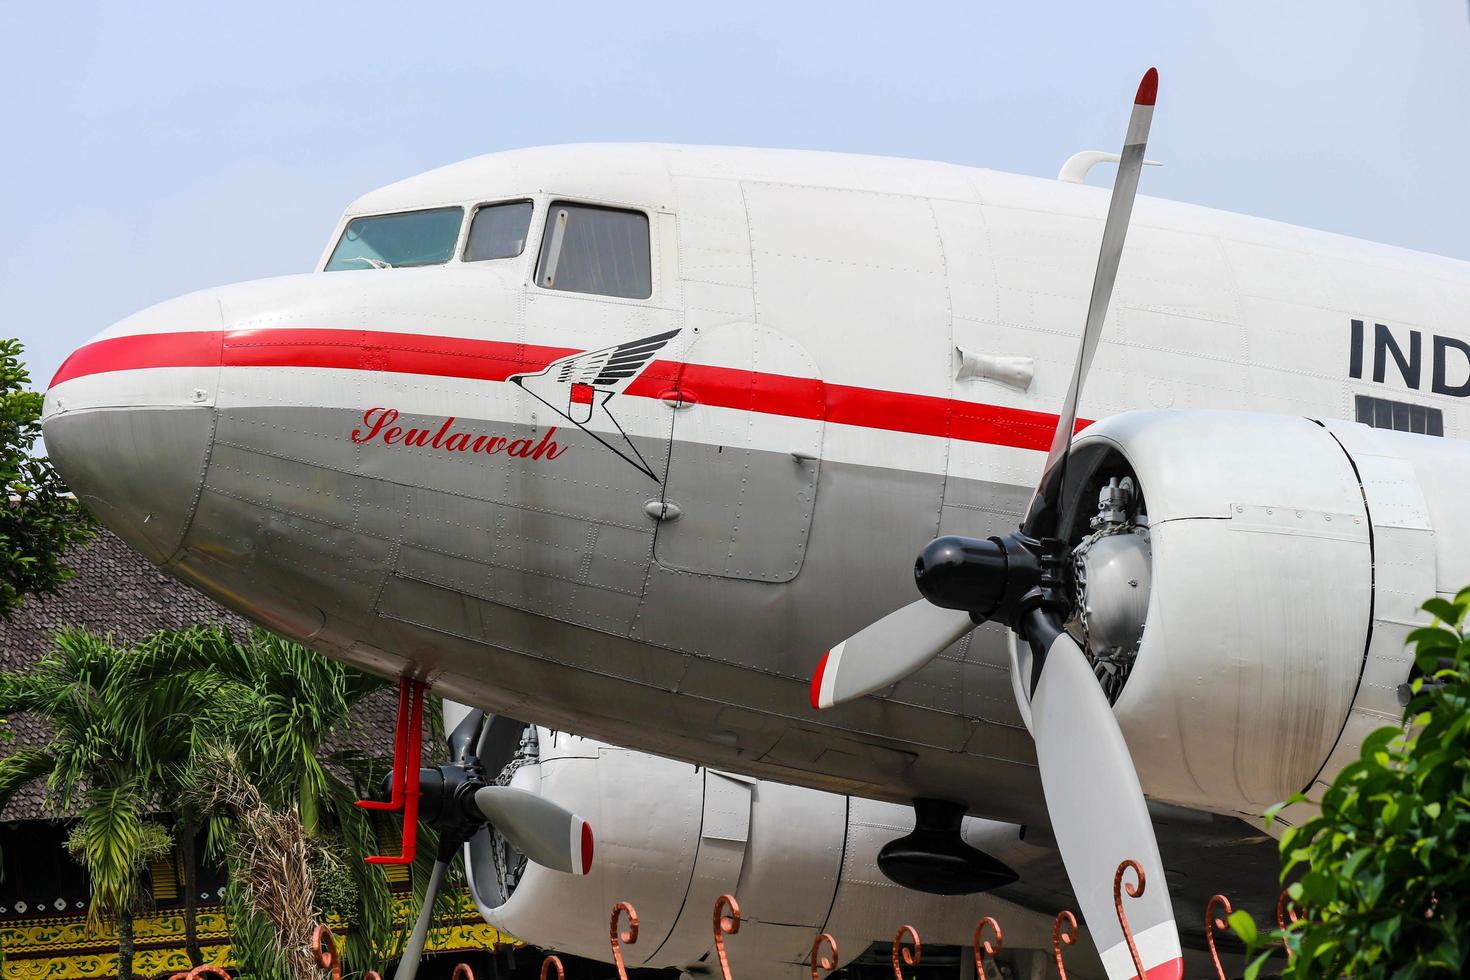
[0,530,403,821]
[0,531,252,670]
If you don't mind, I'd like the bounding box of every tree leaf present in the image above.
[1229,909,1258,947]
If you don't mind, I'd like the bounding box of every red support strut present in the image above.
[357,675,426,864]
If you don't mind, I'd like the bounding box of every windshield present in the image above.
[324,207,464,271]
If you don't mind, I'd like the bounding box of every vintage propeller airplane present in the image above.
[41,69,1470,978]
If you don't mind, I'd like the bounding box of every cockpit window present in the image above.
[535,202,651,299]
[324,207,464,271]
[464,201,533,262]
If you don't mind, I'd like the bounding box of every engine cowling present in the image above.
[1057,409,1467,820]
[461,725,1068,978]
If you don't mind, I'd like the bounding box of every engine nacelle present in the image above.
[462,726,1068,978]
[1062,409,1469,820]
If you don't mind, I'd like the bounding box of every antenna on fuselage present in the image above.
[1057,149,1162,184]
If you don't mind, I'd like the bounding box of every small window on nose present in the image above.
[465,200,534,262]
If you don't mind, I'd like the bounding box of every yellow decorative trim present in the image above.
[2,897,517,980]
[1,910,234,955]
[2,943,232,980]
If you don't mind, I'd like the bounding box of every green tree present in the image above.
[1232,589,1470,978]
[183,744,321,980]
[1,621,454,979]
[131,648,231,968]
[64,820,173,976]
[144,625,415,977]
[0,338,94,618]
[0,629,195,979]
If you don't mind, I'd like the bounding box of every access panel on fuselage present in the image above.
[654,324,824,582]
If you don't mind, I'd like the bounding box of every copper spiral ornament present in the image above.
[312,924,343,980]
[171,969,230,980]
[539,954,566,980]
[1205,894,1233,980]
[1052,910,1078,980]
[809,932,838,980]
[311,924,381,980]
[890,924,920,980]
[189,969,231,980]
[610,901,639,980]
[972,916,1003,978]
[451,965,475,980]
[713,894,741,980]
[1276,889,1302,959]
[1113,859,1148,980]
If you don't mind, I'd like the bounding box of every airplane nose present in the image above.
[43,289,223,566]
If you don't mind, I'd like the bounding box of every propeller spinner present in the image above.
[811,69,1182,980]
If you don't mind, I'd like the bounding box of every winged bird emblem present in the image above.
[510,329,680,481]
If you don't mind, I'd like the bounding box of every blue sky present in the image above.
[4,2,1468,387]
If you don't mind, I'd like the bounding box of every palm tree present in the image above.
[0,628,196,980]
[1,624,449,979]
[182,743,320,980]
[142,625,418,977]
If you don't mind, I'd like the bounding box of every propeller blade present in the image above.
[446,707,486,764]
[473,785,594,875]
[478,713,530,774]
[444,698,529,773]
[1029,67,1158,536]
[392,857,449,980]
[1025,627,1180,980]
[810,600,976,709]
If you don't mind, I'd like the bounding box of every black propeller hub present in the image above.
[915,531,1068,629]
[414,764,493,841]
[366,708,505,853]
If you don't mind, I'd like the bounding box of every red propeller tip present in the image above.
[810,650,831,710]
[1135,67,1159,106]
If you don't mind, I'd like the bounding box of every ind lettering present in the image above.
[1433,335,1470,397]
[1373,322,1421,389]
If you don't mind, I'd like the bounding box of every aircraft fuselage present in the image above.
[42,143,1470,827]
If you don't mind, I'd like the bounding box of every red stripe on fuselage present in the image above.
[49,328,1086,451]
[50,330,223,386]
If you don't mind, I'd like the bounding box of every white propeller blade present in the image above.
[1032,67,1158,523]
[1022,66,1180,980]
[810,66,1180,980]
[394,858,449,980]
[473,785,594,876]
[392,715,592,980]
[810,600,976,708]
[1026,630,1180,980]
